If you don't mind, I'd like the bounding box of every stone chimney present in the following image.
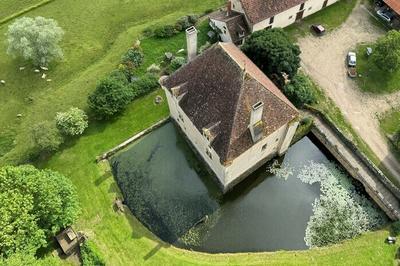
[226,0,232,16]
[249,101,264,143]
[186,26,198,62]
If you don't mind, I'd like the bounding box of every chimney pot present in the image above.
[186,26,198,62]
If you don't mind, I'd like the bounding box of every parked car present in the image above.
[311,24,325,36]
[347,52,357,67]
[348,67,357,78]
[377,9,392,23]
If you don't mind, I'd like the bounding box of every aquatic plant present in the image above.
[267,160,293,180]
[298,161,387,248]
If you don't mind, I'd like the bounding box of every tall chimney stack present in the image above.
[249,101,264,143]
[227,1,232,16]
[186,26,198,62]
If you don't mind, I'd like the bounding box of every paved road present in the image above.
[298,3,400,183]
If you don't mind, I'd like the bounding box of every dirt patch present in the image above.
[298,3,400,182]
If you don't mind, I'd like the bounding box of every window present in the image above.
[262,144,267,151]
[178,113,184,123]
[276,138,279,142]
[300,3,305,10]
[269,16,274,24]
[308,7,312,10]
[289,15,293,19]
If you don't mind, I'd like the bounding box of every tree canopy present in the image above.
[31,121,64,154]
[0,165,79,257]
[372,30,400,72]
[56,107,89,136]
[284,73,317,107]
[6,16,64,66]
[241,28,301,86]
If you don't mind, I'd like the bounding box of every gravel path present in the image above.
[298,3,400,182]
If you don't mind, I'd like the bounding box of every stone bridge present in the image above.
[306,110,400,220]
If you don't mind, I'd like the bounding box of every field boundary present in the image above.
[0,0,55,26]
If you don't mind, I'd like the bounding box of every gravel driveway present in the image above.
[298,3,400,182]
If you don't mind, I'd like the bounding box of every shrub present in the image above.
[391,221,400,236]
[88,77,134,119]
[154,25,177,38]
[0,252,61,266]
[0,165,79,257]
[284,74,317,107]
[56,107,88,136]
[6,16,64,66]
[109,69,129,85]
[147,63,161,74]
[175,16,191,32]
[131,74,159,98]
[121,45,144,68]
[81,241,105,266]
[142,27,154,37]
[170,56,186,72]
[31,121,64,154]
[187,14,199,25]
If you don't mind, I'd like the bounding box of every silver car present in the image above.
[347,52,356,67]
[377,9,392,23]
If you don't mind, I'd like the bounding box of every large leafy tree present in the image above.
[31,121,64,154]
[284,73,317,107]
[88,77,134,119]
[242,28,301,86]
[372,30,400,72]
[6,16,64,66]
[0,165,79,257]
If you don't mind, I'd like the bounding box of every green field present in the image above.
[1,0,399,265]
[356,44,400,93]
[380,110,400,136]
[0,0,223,164]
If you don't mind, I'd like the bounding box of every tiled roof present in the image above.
[384,0,400,15]
[210,11,249,44]
[240,0,304,24]
[161,43,298,164]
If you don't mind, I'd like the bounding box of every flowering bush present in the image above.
[56,107,88,136]
[298,161,387,247]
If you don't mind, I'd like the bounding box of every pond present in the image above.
[109,122,378,253]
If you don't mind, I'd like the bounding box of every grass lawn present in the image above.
[1,1,398,264]
[380,109,400,136]
[0,0,224,164]
[0,0,43,20]
[285,0,357,39]
[356,44,400,93]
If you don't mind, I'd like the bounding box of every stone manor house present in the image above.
[160,33,299,192]
[210,0,340,44]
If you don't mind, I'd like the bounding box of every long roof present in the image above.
[384,0,400,15]
[161,43,298,164]
[239,0,304,24]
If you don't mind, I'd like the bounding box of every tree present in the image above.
[88,77,134,119]
[56,107,88,136]
[0,165,79,257]
[284,74,317,107]
[31,121,64,154]
[241,28,301,86]
[372,30,400,72]
[6,16,64,66]
[0,252,60,266]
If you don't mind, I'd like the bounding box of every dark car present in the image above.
[311,24,326,36]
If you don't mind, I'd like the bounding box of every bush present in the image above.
[154,25,177,38]
[31,121,64,154]
[109,69,129,85]
[170,56,186,72]
[142,27,154,37]
[391,221,400,236]
[81,241,105,266]
[0,165,79,257]
[121,45,144,68]
[187,14,199,25]
[284,74,317,107]
[88,77,134,119]
[175,16,191,32]
[6,16,64,66]
[131,74,159,98]
[147,64,161,74]
[372,30,400,72]
[56,107,88,136]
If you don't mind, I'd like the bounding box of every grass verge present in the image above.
[356,44,400,93]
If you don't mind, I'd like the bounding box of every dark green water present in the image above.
[110,122,328,252]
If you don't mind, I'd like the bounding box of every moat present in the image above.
[110,122,383,253]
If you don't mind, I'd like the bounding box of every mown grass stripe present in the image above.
[0,0,54,26]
